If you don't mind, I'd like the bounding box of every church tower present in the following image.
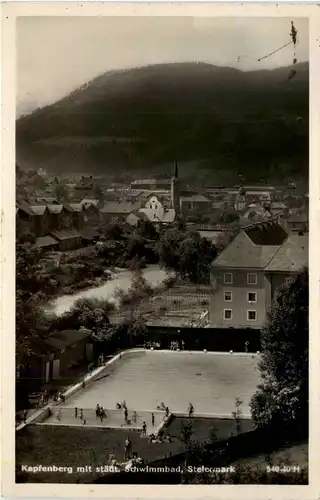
[171,161,180,215]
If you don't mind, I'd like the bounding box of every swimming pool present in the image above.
[65,350,260,416]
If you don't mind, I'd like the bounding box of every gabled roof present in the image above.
[264,234,308,273]
[16,202,35,216]
[126,211,149,225]
[139,207,176,223]
[162,209,176,223]
[29,205,47,216]
[47,205,63,214]
[35,236,59,248]
[68,203,83,212]
[44,330,88,351]
[211,230,280,269]
[79,198,100,208]
[50,229,81,241]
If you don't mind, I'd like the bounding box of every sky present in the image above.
[17,16,309,116]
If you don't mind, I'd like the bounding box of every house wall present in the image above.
[61,208,73,229]
[84,206,101,223]
[22,356,47,389]
[286,221,309,233]
[58,236,82,251]
[72,210,85,230]
[101,213,126,224]
[209,269,269,329]
[180,200,211,214]
[32,213,49,237]
[58,339,87,377]
[16,214,30,236]
[48,213,62,231]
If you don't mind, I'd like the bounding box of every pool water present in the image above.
[66,350,260,416]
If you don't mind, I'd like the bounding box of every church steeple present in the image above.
[173,161,178,179]
[171,160,180,215]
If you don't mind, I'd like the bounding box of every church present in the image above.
[137,162,181,224]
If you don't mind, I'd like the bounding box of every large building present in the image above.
[130,179,172,191]
[209,220,308,330]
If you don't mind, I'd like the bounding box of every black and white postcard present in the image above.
[1,2,320,499]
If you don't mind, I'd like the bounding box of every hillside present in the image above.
[16,62,309,182]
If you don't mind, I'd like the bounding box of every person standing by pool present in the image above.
[44,390,48,404]
[151,413,155,427]
[23,409,28,423]
[142,421,147,436]
[188,403,194,418]
[96,404,100,418]
[100,407,106,423]
[124,407,128,423]
[124,437,132,460]
[165,407,169,418]
[133,411,137,423]
[74,407,78,419]
[80,409,83,421]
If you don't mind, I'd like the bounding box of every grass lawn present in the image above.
[16,416,252,483]
[231,440,308,469]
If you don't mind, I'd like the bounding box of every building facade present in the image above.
[209,221,291,330]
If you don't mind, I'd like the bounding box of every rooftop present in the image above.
[79,199,101,208]
[47,205,63,214]
[68,203,83,212]
[50,229,82,241]
[180,194,211,203]
[44,329,88,351]
[211,230,280,269]
[244,220,288,246]
[139,208,176,223]
[100,202,140,214]
[35,236,59,248]
[265,234,308,273]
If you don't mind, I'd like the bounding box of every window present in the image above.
[247,292,257,303]
[247,273,257,285]
[247,310,257,321]
[224,273,233,284]
[224,309,232,320]
[224,291,233,302]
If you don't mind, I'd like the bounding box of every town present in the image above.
[16,163,309,484]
